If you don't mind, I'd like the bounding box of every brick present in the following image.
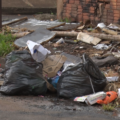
[107,19,114,23]
[90,10,94,13]
[78,8,82,12]
[71,18,76,22]
[63,0,68,3]
[83,15,89,19]
[63,7,67,10]
[90,7,94,11]
[116,6,120,10]
[71,7,78,11]
[114,10,120,14]
[95,17,100,21]
[77,11,82,14]
[114,17,119,21]
[83,13,89,16]
[66,4,77,8]
[71,11,77,14]
[71,13,77,17]
[114,14,119,17]
[116,3,120,6]
[66,10,71,13]
[69,0,75,4]
[66,12,71,16]
[90,16,95,20]
[113,20,119,23]
[78,5,82,9]
[75,0,80,4]
[106,4,110,9]
[98,0,110,2]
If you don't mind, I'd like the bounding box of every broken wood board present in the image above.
[2,17,28,27]
[53,23,80,31]
[13,19,65,30]
[77,32,101,45]
[54,31,120,41]
[14,26,56,47]
[0,81,4,86]
[13,32,30,38]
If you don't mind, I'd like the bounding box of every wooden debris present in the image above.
[102,28,118,35]
[2,17,28,27]
[54,31,120,41]
[13,32,30,38]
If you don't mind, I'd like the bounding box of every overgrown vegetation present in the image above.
[102,104,116,111]
[0,34,16,57]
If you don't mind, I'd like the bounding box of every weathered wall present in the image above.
[2,0,56,8]
[2,0,57,14]
[61,0,120,24]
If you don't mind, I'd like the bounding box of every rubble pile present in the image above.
[1,17,120,108]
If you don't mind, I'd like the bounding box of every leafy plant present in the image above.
[102,104,115,111]
[0,34,16,57]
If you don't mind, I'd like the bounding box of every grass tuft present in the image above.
[0,34,16,57]
[102,104,115,111]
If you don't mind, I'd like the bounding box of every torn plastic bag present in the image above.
[0,50,47,95]
[57,54,107,98]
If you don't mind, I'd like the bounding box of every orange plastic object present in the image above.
[97,91,117,104]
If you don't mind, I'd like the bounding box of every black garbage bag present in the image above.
[0,50,47,95]
[57,54,107,98]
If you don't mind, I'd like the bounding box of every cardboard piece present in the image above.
[42,55,67,78]
[74,92,106,105]
[77,32,101,45]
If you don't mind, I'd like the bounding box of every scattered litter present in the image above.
[27,40,51,62]
[93,44,111,50]
[56,38,65,44]
[112,52,120,58]
[107,23,120,30]
[97,91,117,104]
[97,23,106,29]
[102,28,118,35]
[74,96,88,102]
[74,92,106,105]
[77,25,85,30]
[42,55,66,78]
[118,89,120,98]
[77,32,101,45]
[106,76,119,82]
[85,92,106,105]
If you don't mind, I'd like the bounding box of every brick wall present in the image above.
[62,0,120,24]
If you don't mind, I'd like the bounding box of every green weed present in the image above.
[102,104,115,111]
[60,18,71,23]
[0,34,16,57]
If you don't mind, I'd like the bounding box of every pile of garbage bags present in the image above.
[0,50,47,95]
[0,48,107,98]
